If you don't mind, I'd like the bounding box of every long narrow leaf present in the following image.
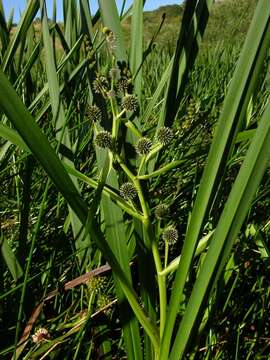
[170,97,270,360]
[1,0,39,72]
[161,1,270,358]
[0,232,23,282]
[130,0,143,98]
[98,0,127,61]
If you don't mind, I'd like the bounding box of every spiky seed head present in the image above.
[86,105,102,123]
[136,137,152,155]
[120,182,137,200]
[93,76,109,94]
[156,127,174,146]
[162,226,178,245]
[92,80,102,94]
[97,294,113,316]
[87,276,106,294]
[117,78,129,94]
[155,204,168,220]
[121,94,139,112]
[32,328,50,344]
[95,131,112,149]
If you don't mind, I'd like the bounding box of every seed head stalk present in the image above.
[115,148,167,340]
[124,119,142,138]
[133,176,167,339]
[99,52,168,346]
[137,155,146,176]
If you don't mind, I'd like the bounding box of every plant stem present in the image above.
[164,241,169,269]
[124,119,142,138]
[138,160,184,180]
[115,154,136,181]
[134,178,167,340]
[138,155,146,176]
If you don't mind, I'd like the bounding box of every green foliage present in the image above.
[0,1,269,360]
[122,0,257,49]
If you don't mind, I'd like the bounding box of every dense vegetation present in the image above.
[0,0,269,359]
[123,0,258,47]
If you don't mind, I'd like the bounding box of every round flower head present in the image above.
[117,78,129,94]
[162,226,178,245]
[155,204,168,220]
[95,131,113,149]
[32,328,50,344]
[97,294,113,316]
[136,137,152,155]
[93,76,109,94]
[86,104,102,123]
[120,182,137,200]
[121,94,139,112]
[87,275,106,294]
[156,127,174,146]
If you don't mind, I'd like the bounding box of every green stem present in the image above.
[138,160,184,180]
[164,241,169,269]
[134,177,167,339]
[109,61,119,138]
[115,109,126,120]
[64,164,144,221]
[146,220,167,339]
[118,275,160,354]
[145,143,163,162]
[124,119,142,138]
[111,102,118,138]
[138,155,146,176]
[133,178,148,219]
[159,230,214,277]
[115,154,136,181]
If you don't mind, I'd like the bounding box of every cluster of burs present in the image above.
[84,28,178,247]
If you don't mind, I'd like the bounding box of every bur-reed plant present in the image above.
[0,0,269,359]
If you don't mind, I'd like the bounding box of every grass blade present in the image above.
[0,232,23,282]
[0,70,159,356]
[161,1,270,357]
[130,0,143,98]
[1,0,39,72]
[41,0,91,254]
[170,97,270,360]
[98,0,127,61]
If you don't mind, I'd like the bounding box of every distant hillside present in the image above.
[7,0,258,53]
[123,0,258,48]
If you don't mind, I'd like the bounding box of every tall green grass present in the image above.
[0,0,269,359]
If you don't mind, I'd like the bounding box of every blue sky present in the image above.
[2,1,182,23]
